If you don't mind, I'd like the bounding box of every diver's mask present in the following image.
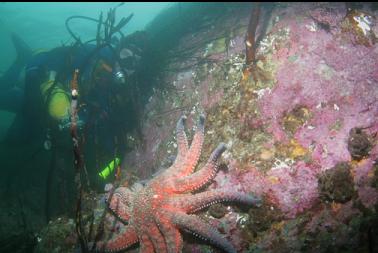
[93,59,125,86]
[112,61,126,85]
[118,46,140,76]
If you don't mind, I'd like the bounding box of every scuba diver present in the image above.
[0,3,148,145]
[1,30,146,145]
[0,9,147,219]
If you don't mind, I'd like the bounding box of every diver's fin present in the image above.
[11,33,32,63]
[0,87,24,113]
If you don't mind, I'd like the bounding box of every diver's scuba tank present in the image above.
[40,71,71,121]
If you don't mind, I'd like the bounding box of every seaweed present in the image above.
[69,69,89,252]
[245,3,261,67]
[242,3,273,84]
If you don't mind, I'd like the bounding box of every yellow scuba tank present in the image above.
[40,71,71,121]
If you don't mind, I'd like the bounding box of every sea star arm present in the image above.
[172,212,237,253]
[163,115,189,177]
[172,114,205,178]
[145,221,168,253]
[155,215,183,253]
[171,143,226,193]
[174,115,189,163]
[106,187,132,222]
[96,226,138,253]
[176,190,262,213]
[140,234,155,253]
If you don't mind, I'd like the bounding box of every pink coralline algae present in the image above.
[212,160,320,218]
[265,162,320,218]
[206,4,378,219]
[308,7,346,33]
[260,14,378,169]
[254,4,378,218]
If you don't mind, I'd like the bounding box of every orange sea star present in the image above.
[96,115,261,253]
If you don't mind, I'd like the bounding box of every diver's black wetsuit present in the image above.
[2,42,121,145]
[0,33,146,169]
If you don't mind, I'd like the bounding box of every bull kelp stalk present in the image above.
[244,3,260,74]
[65,3,133,46]
[70,69,89,253]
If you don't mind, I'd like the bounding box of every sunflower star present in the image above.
[96,115,261,253]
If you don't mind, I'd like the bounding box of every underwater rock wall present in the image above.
[123,2,378,252]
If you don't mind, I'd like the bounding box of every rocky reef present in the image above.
[120,2,378,252]
[35,2,378,252]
